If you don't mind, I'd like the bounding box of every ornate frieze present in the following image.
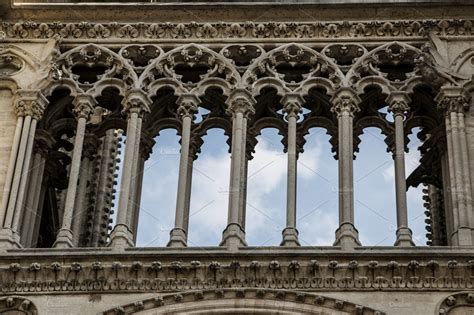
[0,252,474,294]
[1,19,474,42]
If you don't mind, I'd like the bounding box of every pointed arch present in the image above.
[242,43,344,98]
[140,43,241,97]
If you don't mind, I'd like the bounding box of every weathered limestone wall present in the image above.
[0,89,16,207]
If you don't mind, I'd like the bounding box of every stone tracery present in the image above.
[0,30,472,252]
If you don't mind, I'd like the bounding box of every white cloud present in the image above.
[134,127,427,248]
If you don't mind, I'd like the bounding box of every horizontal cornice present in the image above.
[1,19,474,43]
[1,1,474,23]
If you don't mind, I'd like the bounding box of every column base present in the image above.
[108,224,134,249]
[334,222,361,250]
[220,223,246,251]
[53,228,74,248]
[167,228,187,247]
[394,227,415,246]
[456,227,473,246]
[0,228,21,249]
[280,227,300,246]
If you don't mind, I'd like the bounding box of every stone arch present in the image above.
[0,45,44,90]
[451,47,474,78]
[437,292,474,315]
[140,43,241,97]
[347,41,422,93]
[0,296,38,315]
[0,45,41,75]
[103,289,384,315]
[55,43,138,92]
[242,43,343,97]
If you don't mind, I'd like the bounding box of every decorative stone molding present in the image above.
[438,291,474,314]
[0,296,37,315]
[0,252,474,293]
[103,288,385,315]
[2,19,474,42]
[13,89,47,119]
[72,94,96,120]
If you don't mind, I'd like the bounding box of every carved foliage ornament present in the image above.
[1,19,473,41]
[58,44,136,89]
[142,44,239,91]
[438,95,470,114]
[244,44,342,89]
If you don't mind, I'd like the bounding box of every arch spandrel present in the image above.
[0,45,44,91]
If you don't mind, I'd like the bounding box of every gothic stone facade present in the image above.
[1,0,474,314]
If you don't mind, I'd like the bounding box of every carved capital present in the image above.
[13,90,47,120]
[72,94,95,120]
[330,88,361,117]
[176,94,200,119]
[435,86,469,115]
[122,89,151,118]
[386,92,411,117]
[281,94,304,119]
[226,89,256,118]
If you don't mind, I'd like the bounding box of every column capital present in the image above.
[386,92,411,117]
[13,89,47,120]
[281,94,304,119]
[176,94,200,119]
[435,86,469,114]
[226,89,256,118]
[72,94,96,120]
[330,88,361,116]
[122,89,152,117]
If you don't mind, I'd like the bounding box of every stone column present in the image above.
[130,134,155,241]
[71,133,100,246]
[20,130,55,247]
[387,92,415,246]
[182,136,202,238]
[281,94,304,246]
[53,94,95,248]
[221,89,255,250]
[436,87,473,246]
[109,90,151,249]
[168,94,199,247]
[331,88,361,250]
[90,129,117,247]
[0,90,46,248]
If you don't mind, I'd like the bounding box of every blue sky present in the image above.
[124,113,427,247]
